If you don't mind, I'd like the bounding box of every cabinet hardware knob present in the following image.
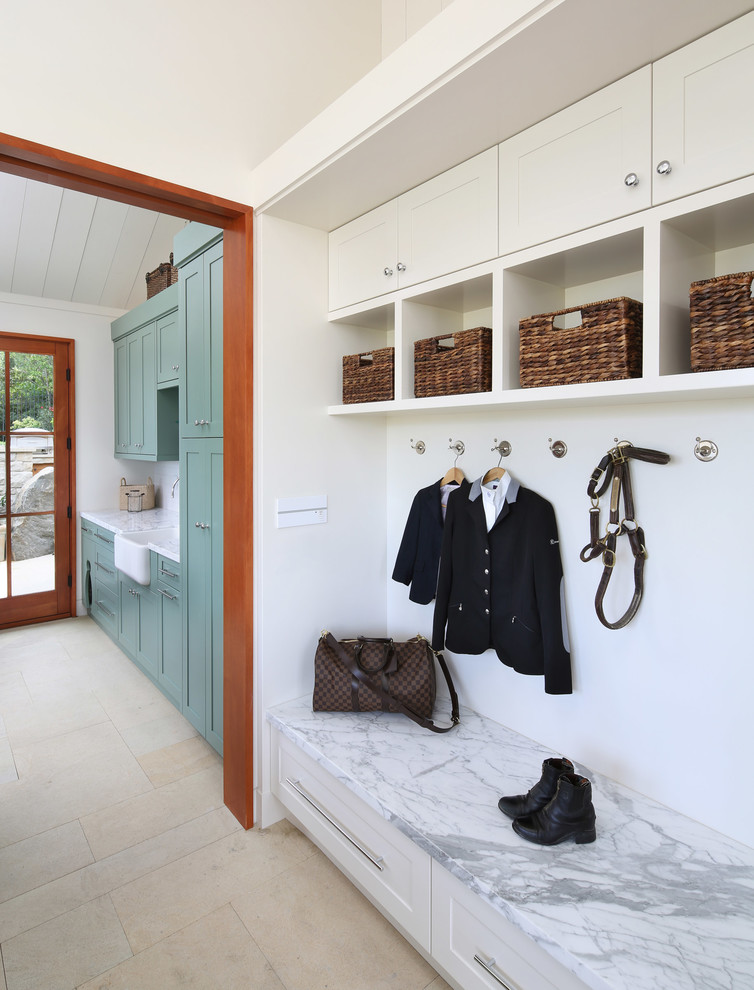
[656,160,672,176]
[396,262,406,272]
[383,267,393,277]
[624,172,639,187]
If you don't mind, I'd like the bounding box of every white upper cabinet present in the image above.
[328,148,497,310]
[498,67,652,255]
[652,10,754,205]
[329,202,398,311]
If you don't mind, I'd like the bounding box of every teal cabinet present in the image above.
[90,527,119,637]
[112,285,179,461]
[157,559,182,706]
[118,574,159,680]
[157,309,180,385]
[180,438,223,754]
[80,519,96,611]
[176,231,223,439]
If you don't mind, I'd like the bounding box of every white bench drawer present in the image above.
[272,729,431,949]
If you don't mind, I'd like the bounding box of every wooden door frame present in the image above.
[0,132,255,828]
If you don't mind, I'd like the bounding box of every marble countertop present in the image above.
[80,509,180,562]
[267,696,754,990]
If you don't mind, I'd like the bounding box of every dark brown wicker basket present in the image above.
[146,253,178,299]
[414,327,492,398]
[342,347,394,403]
[690,271,754,372]
[519,297,642,388]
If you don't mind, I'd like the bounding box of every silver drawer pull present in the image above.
[159,567,179,579]
[96,533,113,544]
[473,955,515,989]
[286,778,384,872]
[158,588,177,601]
[95,600,115,619]
[95,561,114,575]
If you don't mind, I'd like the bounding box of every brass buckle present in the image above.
[603,547,616,568]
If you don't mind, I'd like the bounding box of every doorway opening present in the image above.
[0,333,74,628]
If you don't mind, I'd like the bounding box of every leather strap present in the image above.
[324,633,460,732]
[581,442,670,630]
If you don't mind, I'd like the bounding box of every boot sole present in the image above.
[512,822,597,845]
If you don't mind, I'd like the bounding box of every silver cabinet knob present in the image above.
[656,160,672,176]
[383,267,393,277]
[624,172,639,187]
[396,262,407,272]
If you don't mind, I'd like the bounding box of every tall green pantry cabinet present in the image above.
[175,224,224,755]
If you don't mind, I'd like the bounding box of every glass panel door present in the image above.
[0,335,74,627]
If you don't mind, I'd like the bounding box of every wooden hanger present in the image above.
[482,465,506,485]
[440,466,464,487]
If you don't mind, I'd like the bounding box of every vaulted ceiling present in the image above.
[0,172,187,313]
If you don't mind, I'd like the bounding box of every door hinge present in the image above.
[66,368,71,381]
[67,573,72,587]
[67,437,71,450]
[67,505,72,519]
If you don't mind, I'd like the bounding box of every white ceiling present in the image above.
[0,172,187,313]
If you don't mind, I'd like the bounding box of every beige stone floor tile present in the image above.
[0,720,16,784]
[110,819,316,953]
[0,807,241,944]
[119,709,198,759]
[95,681,180,734]
[2,894,132,990]
[77,903,284,990]
[0,722,152,848]
[2,690,109,749]
[0,672,32,716]
[232,848,438,990]
[80,763,225,860]
[0,821,93,903]
[137,733,220,787]
[425,977,453,989]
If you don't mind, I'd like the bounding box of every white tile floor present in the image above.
[0,616,450,990]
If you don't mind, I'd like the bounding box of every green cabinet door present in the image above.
[179,240,223,439]
[138,587,160,680]
[80,520,96,611]
[158,581,182,705]
[157,309,180,385]
[180,437,223,753]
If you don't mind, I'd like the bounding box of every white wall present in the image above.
[382,0,458,57]
[0,0,382,205]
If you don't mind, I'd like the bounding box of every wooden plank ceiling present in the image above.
[0,172,187,311]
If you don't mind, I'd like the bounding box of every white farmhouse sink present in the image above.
[114,527,179,585]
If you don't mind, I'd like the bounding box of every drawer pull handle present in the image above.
[95,561,114,576]
[286,778,384,872]
[96,533,112,544]
[473,955,515,989]
[95,600,115,619]
[159,567,179,579]
[158,588,177,601]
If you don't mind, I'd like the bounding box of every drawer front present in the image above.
[431,863,587,990]
[93,545,118,595]
[272,730,431,949]
[91,582,118,638]
[156,555,181,590]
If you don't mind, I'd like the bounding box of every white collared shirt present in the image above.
[481,472,512,531]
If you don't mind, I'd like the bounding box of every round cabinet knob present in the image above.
[396,262,407,272]
[656,160,672,176]
[624,172,639,188]
[383,267,394,277]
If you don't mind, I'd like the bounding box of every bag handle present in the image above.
[323,632,460,733]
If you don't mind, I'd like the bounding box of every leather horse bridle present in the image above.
[580,441,670,629]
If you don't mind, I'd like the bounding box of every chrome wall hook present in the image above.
[410,438,426,455]
[448,438,465,458]
[548,438,567,458]
[491,438,512,459]
[694,437,718,462]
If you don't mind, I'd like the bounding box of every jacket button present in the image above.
[484,548,489,555]
[484,568,489,575]
[485,608,490,615]
[484,589,489,595]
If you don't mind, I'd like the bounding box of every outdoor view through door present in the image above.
[0,333,74,628]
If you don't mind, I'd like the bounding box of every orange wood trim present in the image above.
[67,342,77,619]
[0,134,255,827]
[221,210,255,828]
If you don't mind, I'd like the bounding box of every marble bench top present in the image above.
[267,696,754,990]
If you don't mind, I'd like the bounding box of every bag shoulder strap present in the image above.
[323,632,460,733]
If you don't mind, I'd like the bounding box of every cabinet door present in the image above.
[499,66,651,255]
[397,147,498,289]
[652,11,754,204]
[113,337,131,455]
[158,582,182,705]
[80,528,95,611]
[137,587,160,680]
[181,438,223,752]
[156,309,180,384]
[132,324,157,457]
[328,202,398,310]
[180,241,223,438]
[118,578,140,658]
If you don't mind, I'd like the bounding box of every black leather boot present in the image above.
[497,757,574,819]
[512,772,596,845]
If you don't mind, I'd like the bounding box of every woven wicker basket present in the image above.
[146,253,178,299]
[342,347,394,403]
[690,271,754,372]
[519,297,642,388]
[414,327,492,398]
